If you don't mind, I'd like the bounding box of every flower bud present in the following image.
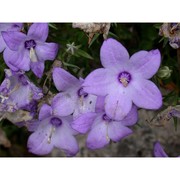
[157,66,172,79]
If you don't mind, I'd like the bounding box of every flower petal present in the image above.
[52,92,76,116]
[35,42,58,61]
[28,23,49,42]
[53,124,79,156]
[108,122,132,142]
[0,37,6,52]
[30,61,44,78]
[105,92,132,120]
[86,120,110,149]
[95,96,106,113]
[120,105,138,126]
[27,122,53,155]
[39,104,52,121]
[53,67,79,91]
[100,38,129,69]
[154,142,168,157]
[71,112,97,133]
[3,48,30,71]
[83,68,114,96]
[130,79,162,109]
[1,31,26,51]
[129,50,161,79]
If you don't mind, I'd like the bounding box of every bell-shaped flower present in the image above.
[52,67,97,118]
[71,96,138,150]
[2,23,58,78]
[83,38,162,120]
[0,69,43,112]
[27,103,79,156]
[0,23,23,52]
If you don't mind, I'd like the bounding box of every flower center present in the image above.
[50,117,62,127]
[102,114,112,122]
[77,87,88,98]
[118,71,131,87]
[24,39,36,50]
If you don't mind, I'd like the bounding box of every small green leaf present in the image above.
[48,23,58,30]
[173,117,178,131]
[88,33,100,48]
[75,49,93,60]
[62,62,80,69]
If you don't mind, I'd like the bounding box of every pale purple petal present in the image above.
[108,122,132,142]
[30,61,44,78]
[86,120,110,149]
[28,23,48,42]
[3,48,30,71]
[0,38,6,52]
[121,105,138,126]
[53,124,79,156]
[53,67,79,91]
[95,96,105,113]
[100,38,129,69]
[27,122,53,155]
[154,142,168,157]
[39,104,52,121]
[1,31,26,51]
[71,112,97,133]
[129,50,161,79]
[35,42,58,61]
[83,68,115,96]
[52,93,76,116]
[105,92,132,120]
[130,79,162,109]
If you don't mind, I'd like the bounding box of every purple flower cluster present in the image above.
[0,23,163,156]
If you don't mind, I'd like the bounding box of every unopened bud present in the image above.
[157,66,172,79]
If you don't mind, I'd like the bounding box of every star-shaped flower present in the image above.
[83,38,162,120]
[2,23,58,78]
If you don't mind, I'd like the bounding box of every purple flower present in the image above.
[71,96,138,150]
[154,142,168,157]
[83,38,162,120]
[0,23,23,53]
[2,23,58,78]
[0,69,43,112]
[52,67,97,118]
[27,103,79,156]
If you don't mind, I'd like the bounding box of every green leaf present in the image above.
[75,49,93,60]
[173,117,178,131]
[88,33,100,48]
[48,23,58,30]
[62,62,80,69]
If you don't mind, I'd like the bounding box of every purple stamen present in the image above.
[118,71,131,87]
[24,39,36,50]
[77,87,88,98]
[50,117,62,127]
[102,114,112,122]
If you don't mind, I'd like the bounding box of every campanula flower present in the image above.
[71,96,138,150]
[0,69,43,112]
[27,103,79,156]
[2,23,58,78]
[52,67,97,118]
[0,23,23,52]
[83,38,162,120]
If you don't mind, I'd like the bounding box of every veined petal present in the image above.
[53,125,79,156]
[35,42,58,61]
[1,31,26,51]
[120,105,138,126]
[52,92,77,116]
[86,120,110,149]
[39,104,52,121]
[105,92,132,120]
[28,23,49,42]
[71,112,97,133]
[27,122,53,155]
[83,68,115,96]
[3,48,30,71]
[100,38,129,69]
[53,67,79,91]
[154,142,168,157]
[108,122,132,142]
[30,61,44,78]
[130,79,162,109]
[129,50,161,79]
[95,96,106,113]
